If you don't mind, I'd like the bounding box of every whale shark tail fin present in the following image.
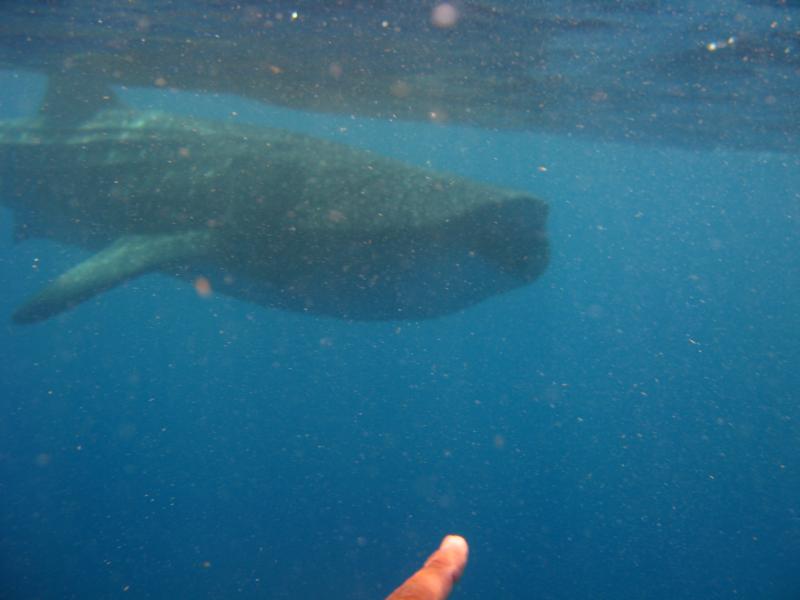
[13,230,214,324]
[39,73,122,127]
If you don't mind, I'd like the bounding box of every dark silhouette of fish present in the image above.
[1,107,549,323]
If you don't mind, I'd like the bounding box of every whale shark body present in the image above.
[1,109,549,323]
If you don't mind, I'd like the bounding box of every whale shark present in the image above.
[1,108,549,324]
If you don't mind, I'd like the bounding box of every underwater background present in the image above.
[1,8,799,599]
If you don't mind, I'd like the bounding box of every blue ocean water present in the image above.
[1,57,799,600]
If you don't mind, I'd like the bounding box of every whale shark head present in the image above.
[465,195,549,283]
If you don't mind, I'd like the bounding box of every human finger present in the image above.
[386,535,469,600]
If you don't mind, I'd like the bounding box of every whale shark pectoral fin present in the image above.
[13,230,214,324]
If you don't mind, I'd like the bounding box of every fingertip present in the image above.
[440,535,468,558]
[438,535,468,580]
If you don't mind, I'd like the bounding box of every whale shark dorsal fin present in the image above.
[13,230,214,324]
[39,73,122,126]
